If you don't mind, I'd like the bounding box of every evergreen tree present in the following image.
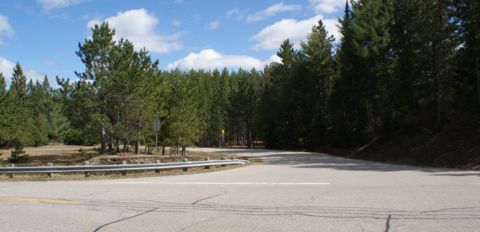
[301,19,335,147]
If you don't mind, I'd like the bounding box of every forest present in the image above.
[0,0,479,166]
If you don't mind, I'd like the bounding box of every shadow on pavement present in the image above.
[195,148,480,175]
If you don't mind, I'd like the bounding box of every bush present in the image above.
[78,148,94,159]
[63,129,86,145]
[8,145,30,164]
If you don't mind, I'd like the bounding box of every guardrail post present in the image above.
[122,160,127,176]
[47,162,53,178]
[204,157,210,169]
[183,158,188,171]
[84,161,90,177]
[221,157,226,167]
[155,160,161,173]
[8,164,14,178]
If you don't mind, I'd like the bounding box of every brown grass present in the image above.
[0,144,255,181]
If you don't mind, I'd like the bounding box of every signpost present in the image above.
[154,118,161,152]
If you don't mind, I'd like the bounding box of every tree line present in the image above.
[1,0,479,157]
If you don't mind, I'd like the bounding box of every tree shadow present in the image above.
[431,173,480,177]
[194,147,480,175]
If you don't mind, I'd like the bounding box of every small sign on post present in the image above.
[154,118,161,132]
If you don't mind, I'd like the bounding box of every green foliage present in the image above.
[63,128,89,145]
[78,148,94,159]
[2,0,480,161]
[8,143,29,164]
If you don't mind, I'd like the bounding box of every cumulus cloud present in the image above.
[0,15,14,45]
[207,20,220,30]
[250,15,339,50]
[87,9,182,53]
[309,0,344,14]
[38,0,82,10]
[246,2,301,23]
[264,54,282,65]
[166,49,279,71]
[0,57,45,85]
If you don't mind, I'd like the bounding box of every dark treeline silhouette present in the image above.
[1,0,479,163]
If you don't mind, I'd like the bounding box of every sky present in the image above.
[0,0,345,86]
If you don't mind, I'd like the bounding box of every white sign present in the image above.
[154,118,161,132]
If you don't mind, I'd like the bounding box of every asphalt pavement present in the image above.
[0,148,479,232]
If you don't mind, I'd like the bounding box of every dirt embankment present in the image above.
[343,127,480,170]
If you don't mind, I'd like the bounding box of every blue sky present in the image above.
[0,0,344,85]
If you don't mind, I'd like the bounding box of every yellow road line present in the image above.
[0,197,78,204]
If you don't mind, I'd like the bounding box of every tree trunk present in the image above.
[434,0,446,133]
[100,124,106,154]
[135,121,141,155]
[248,128,252,149]
[476,55,480,108]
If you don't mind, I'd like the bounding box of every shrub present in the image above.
[78,148,94,158]
[8,144,30,164]
[63,129,86,145]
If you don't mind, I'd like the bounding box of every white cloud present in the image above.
[0,57,45,85]
[226,8,248,21]
[246,2,301,23]
[0,15,14,45]
[226,8,240,18]
[309,0,344,14]
[250,15,339,50]
[38,0,82,10]
[87,8,182,54]
[0,57,14,78]
[207,20,220,30]
[171,19,181,27]
[263,54,282,65]
[166,49,278,71]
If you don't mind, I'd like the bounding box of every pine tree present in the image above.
[6,64,34,147]
[76,22,116,153]
[301,19,335,147]
[0,73,7,145]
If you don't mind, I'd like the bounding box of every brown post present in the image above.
[122,160,127,176]
[155,160,161,173]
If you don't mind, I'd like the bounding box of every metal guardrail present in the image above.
[0,159,248,177]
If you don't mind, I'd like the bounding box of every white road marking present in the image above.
[107,182,330,185]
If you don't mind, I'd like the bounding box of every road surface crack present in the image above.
[192,193,223,205]
[384,214,392,232]
[92,207,158,232]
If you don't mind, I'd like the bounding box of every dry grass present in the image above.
[0,144,255,181]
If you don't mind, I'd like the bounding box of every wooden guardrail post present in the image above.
[8,164,14,178]
[183,158,188,171]
[122,160,127,176]
[155,160,161,173]
[84,161,90,177]
[47,162,53,178]
[204,157,210,169]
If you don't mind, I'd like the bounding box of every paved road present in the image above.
[0,148,479,232]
